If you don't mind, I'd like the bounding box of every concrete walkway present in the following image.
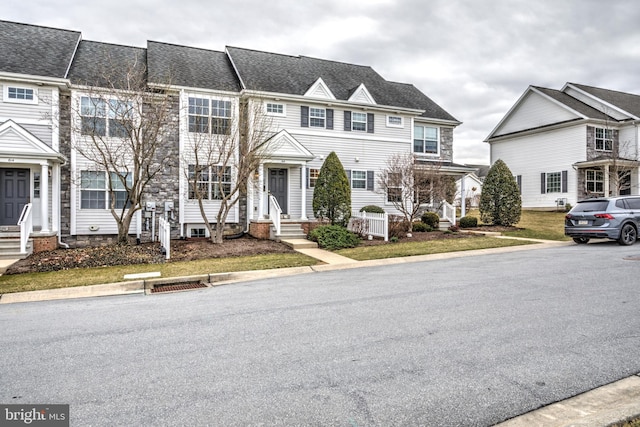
[0,258,19,276]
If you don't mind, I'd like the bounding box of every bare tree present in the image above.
[377,153,447,225]
[70,52,175,245]
[184,97,273,244]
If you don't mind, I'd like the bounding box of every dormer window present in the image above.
[4,86,37,104]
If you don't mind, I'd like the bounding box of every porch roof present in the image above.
[573,158,640,169]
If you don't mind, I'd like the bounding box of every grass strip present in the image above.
[0,253,317,294]
[336,236,536,261]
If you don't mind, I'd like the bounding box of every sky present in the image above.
[4,0,640,164]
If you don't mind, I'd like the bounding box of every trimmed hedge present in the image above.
[459,216,478,228]
[412,222,432,232]
[421,212,440,229]
[308,225,360,250]
[360,205,385,214]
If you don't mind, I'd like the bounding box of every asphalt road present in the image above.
[1,242,639,426]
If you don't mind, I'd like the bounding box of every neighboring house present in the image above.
[455,165,487,208]
[0,19,472,254]
[486,83,640,209]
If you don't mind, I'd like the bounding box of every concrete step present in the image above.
[0,238,32,260]
[280,238,318,249]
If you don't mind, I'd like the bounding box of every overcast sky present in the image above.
[4,0,640,164]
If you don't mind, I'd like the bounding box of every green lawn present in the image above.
[0,210,566,294]
[0,253,317,294]
[337,236,535,261]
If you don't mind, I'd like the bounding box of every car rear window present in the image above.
[572,200,609,212]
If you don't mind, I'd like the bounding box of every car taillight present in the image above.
[565,214,573,219]
[594,213,614,220]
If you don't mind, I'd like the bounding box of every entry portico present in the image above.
[0,120,65,239]
[249,130,315,233]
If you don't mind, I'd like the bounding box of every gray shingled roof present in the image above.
[147,41,240,92]
[0,20,80,78]
[67,40,147,89]
[570,83,640,119]
[226,47,459,122]
[533,86,614,121]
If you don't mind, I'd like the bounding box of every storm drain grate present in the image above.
[151,282,208,293]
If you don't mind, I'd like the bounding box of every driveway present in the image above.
[1,242,639,426]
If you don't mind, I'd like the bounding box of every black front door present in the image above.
[0,168,30,225]
[269,168,288,214]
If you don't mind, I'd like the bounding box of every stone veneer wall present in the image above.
[440,127,454,161]
[58,91,183,248]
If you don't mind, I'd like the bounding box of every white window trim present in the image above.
[309,107,326,128]
[413,124,440,156]
[545,172,562,194]
[3,85,38,105]
[265,101,286,117]
[386,115,404,128]
[351,169,367,189]
[595,127,613,152]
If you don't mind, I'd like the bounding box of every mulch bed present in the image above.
[5,226,515,275]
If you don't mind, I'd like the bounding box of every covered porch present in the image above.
[574,158,640,200]
[0,120,66,256]
[247,130,316,240]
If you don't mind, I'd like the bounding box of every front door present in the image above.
[269,168,288,214]
[0,168,30,225]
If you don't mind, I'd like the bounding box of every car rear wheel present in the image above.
[573,237,590,244]
[617,224,637,246]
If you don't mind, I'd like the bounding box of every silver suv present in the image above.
[565,196,640,245]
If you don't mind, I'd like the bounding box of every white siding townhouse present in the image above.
[486,83,640,209]
[0,20,473,256]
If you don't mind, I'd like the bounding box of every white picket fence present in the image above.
[350,210,389,241]
[158,216,171,259]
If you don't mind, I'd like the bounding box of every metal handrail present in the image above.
[17,203,33,254]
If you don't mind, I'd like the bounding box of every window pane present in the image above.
[310,108,325,127]
[352,112,367,131]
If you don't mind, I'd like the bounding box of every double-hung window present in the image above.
[188,97,232,135]
[351,170,367,189]
[80,96,132,137]
[595,128,613,151]
[351,112,367,131]
[585,169,604,194]
[308,168,320,188]
[309,108,326,127]
[188,165,232,200]
[80,171,131,209]
[414,126,439,154]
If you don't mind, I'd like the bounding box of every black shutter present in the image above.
[301,106,309,127]
[367,171,374,191]
[541,173,546,194]
[367,113,374,133]
[326,109,334,129]
[561,170,568,193]
[346,169,351,186]
[516,175,522,194]
[344,111,351,131]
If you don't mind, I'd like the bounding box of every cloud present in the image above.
[3,0,640,164]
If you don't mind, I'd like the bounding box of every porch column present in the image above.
[257,165,265,219]
[51,163,60,233]
[460,174,467,218]
[40,163,50,232]
[300,162,308,220]
[604,164,610,196]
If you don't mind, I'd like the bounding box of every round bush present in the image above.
[412,222,432,232]
[308,225,360,250]
[421,212,440,228]
[459,216,478,228]
[360,205,385,214]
